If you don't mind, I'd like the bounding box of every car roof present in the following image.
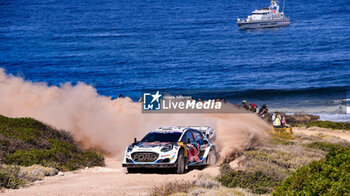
[151,126,205,134]
[152,126,188,133]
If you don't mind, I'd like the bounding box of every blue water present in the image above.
[0,0,349,118]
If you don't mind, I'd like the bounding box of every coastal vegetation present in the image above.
[305,120,350,131]
[153,124,350,195]
[0,115,104,189]
[216,130,350,195]
[273,146,350,195]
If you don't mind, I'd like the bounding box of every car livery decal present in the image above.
[136,142,171,148]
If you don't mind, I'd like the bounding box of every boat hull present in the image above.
[237,20,290,29]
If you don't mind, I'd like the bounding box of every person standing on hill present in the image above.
[272,111,282,127]
[259,104,268,118]
[241,100,249,110]
[249,103,257,113]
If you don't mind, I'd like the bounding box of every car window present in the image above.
[192,131,203,142]
[141,132,182,142]
[182,131,194,142]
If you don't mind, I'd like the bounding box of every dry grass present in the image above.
[243,143,326,181]
[18,164,58,182]
[172,187,248,196]
[0,164,58,189]
[151,180,193,196]
[194,173,220,189]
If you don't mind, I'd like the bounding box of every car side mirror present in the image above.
[134,138,137,144]
[206,134,210,139]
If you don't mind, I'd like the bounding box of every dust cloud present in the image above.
[0,69,270,161]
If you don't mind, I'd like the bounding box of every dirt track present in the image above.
[4,158,220,196]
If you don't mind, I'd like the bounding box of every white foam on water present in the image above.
[317,113,350,123]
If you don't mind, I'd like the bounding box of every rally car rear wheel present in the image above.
[207,149,217,166]
[176,151,186,174]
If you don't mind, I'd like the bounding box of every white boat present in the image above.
[237,0,290,29]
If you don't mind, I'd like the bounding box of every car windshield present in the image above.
[141,132,182,142]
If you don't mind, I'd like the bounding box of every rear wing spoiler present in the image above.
[189,126,216,141]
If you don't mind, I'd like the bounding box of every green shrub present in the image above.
[6,149,104,171]
[62,151,104,171]
[217,170,280,194]
[219,163,233,175]
[273,147,350,195]
[6,149,54,167]
[0,115,105,172]
[306,120,350,131]
[0,166,26,189]
[304,141,349,152]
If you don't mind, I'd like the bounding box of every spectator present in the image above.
[259,104,268,118]
[221,98,227,104]
[281,115,288,127]
[118,94,124,98]
[241,100,249,110]
[249,103,257,113]
[272,111,282,127]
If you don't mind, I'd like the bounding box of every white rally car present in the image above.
[122,126,217,174]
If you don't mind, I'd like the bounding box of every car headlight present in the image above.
[161,144,173,152]
[127,145,134,152]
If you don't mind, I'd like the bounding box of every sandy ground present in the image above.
[4,126,350,196]
[4,158,220,196]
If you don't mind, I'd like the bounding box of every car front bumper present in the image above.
[122,163,177,168]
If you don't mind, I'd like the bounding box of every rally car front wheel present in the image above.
[176,150,186,174]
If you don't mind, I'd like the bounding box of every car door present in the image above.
[181,130,200,163]
[192,130,207,161]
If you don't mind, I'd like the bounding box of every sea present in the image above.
[0,0,349,121]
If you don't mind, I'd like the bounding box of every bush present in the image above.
[273,147,350,195]
[0,115,104,173]
[0,164,59,189]
[304,141,349,152]
[0,166,26,189]
[18,165,58,182]
[217,169,280,194]
[6,149,104,171]
[217,136,329,194]
[306,120,350,131]
[194,173,220,189]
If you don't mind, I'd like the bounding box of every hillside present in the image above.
[0,115,104,189]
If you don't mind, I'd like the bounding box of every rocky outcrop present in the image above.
[285,113,320,124]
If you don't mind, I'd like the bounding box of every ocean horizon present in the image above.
[1,0,349,121]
